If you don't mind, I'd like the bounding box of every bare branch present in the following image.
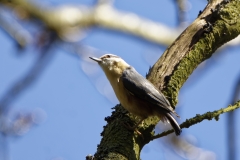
[0,7,32,48]
[0,0,179,46]
[174,0,187,24]
[0,0,239,49]
[0,32,57,114]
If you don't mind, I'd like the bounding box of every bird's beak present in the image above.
[89,57,102,63]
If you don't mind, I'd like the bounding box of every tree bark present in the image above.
[94,0,240,159]
[1,0,239,159]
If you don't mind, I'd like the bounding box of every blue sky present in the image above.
[0,0,240,160]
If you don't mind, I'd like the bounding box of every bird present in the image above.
[89,54,181,136]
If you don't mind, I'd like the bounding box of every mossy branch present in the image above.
[94,0,240,159]
[0,0,239,160]
[151,100,240,139]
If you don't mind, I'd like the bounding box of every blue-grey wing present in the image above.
[121,67,174,113]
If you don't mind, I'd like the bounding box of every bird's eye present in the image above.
[106,55,111,58]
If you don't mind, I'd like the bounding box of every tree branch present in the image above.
[0,33,57,114]
[94,0,240,159]
[147,0,240,106]
[151,100,240,139]
[0,0,179,46]
[1,0,239,159]
[0,0,239,49]
[0,8,32,48]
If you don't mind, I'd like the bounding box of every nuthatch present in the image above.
[90,54,181,136]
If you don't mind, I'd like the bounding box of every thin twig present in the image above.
[151,100,240,140]
[0,32,57,114]
[0,31,57,160]
[174,0,187,25]
[0,8,32,48]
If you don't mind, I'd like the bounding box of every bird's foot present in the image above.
[121,122,144,139]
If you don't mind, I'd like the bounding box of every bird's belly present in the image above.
[113,81,152,118]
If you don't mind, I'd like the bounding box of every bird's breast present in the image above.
[108,78,151,118]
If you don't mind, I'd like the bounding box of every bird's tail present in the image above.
[164,113,182,136]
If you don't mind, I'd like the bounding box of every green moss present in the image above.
[165,0,240,106]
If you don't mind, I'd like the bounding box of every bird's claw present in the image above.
[121,122,144,139]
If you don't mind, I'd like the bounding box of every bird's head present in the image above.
[90,54,130,76]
